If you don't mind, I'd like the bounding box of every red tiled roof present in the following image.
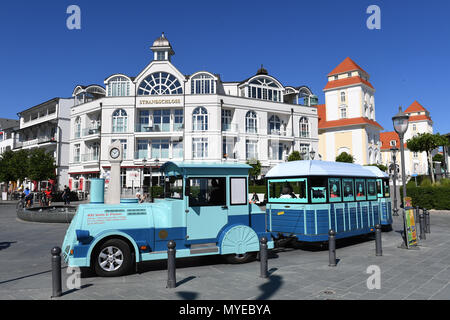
[380,131,399,150]
[316,104,326,126]
[323,76,374,91]
[328,57,368,77]
[319,117,384,130]
[408,114,432,122]
[405,100,427,113]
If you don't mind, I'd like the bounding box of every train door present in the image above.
[185,177,228,241]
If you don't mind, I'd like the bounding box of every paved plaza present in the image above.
[0,203,449,300]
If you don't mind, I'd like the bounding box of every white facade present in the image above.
[68,33,319,193]
[15,97,74,189]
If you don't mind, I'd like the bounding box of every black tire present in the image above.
[93,239,133,277]
[224,252,257,264]
[16,201,24,210]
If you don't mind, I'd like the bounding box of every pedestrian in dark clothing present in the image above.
[62,185,71,205]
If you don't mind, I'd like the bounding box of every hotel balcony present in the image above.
[135,123,184,133]
[81,153,99,162]
[82,126,101,137]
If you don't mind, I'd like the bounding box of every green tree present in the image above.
[10,149,30,184]
[0,150,16,184]
[335,152,354,163]
[246,159,261,186]
[27,148,56,189]
[287,151,303,161]
[407,133,449,184]
[433,153,445,167]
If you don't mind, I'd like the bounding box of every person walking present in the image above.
[62,185,71,205]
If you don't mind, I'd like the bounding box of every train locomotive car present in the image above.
[62,161,273,277]
[265,160,392,242]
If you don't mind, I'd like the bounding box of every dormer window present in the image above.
[247,77,282,102]
[191,73,215,94]
[390,140,396,146]
[107,76,130,97]
[339,105,347,119]
[156,51,165,61]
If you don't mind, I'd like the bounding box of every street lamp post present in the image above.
[309,149,316,160]
[142,158,147,195]
[392,106,410,247]
[390,146,399,217]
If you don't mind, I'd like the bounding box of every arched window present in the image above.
[74,117,81,138]
[191,73,215,94]
[247,77,282,102]
[268,115,281,134]
[108,76,130,97]
[192,107,208,131]
[245,111,258,133]
[299,117,310,138]
[112,109,128,133]
[138,72,182,95]
[370,106,374,119]
[340,92,346,103]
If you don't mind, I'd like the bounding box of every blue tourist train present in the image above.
[62,161,274,277]
[265,160,392,243]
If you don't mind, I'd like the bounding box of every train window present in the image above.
[328,178,342,202]
[188,177,226,207]
[230,177,247,205]
[355,179,366,201]
[165,175,183,199]
[383,179,390,197]
[268,179,307,203]
[376,179,383,198]
[367,179,377,200]
[310,177,327,203]
[342,179,355,202]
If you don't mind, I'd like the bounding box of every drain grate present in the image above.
[322,290,335,295]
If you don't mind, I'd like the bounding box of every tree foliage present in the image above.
[335,152,354,163]
[407,133,449,183]
[27,148,56,184]
[246,159,261,185]
[365,163,388,172]
[287,151,303,161]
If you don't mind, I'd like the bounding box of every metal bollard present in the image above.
[166,240,176,288]
[51,247,62,298]
[328,229,336,267]
[425,210,431,233]
[259,236,268,278]
[375,224,382,256]
[419,213,426,240]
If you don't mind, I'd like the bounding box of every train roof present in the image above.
[363,165,389,178]
[265,160,378,178]
[160,161,252,176]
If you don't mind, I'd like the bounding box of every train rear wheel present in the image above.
[93,239,132,277]
[224,252,257,264]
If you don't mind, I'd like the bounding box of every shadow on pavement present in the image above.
[0,241,17,251]
[176,291,199,300]
[256,273,283,300]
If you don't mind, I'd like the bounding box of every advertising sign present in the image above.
[404,197,418,247]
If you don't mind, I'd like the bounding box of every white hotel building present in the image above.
[68,33,319,192]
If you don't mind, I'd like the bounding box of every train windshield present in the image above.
[165,175,183,199]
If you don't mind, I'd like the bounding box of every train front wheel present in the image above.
[224,252,257,264]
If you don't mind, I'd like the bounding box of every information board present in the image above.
[404,197,418,247]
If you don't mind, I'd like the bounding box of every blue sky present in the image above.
[1,0,449,133]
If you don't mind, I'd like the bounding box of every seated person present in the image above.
[280,185,296,199]
[330,184,339,198]
[343,184,353,198]
[209,179,223,205]
[357,184,365,197]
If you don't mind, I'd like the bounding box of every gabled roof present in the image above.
[404,100,428,113]
[328,57,368,77]
[380,131,400,150]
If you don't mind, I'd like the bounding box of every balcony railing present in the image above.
[135,123,171,133]
[82,126,101,137]
[222,123,239,132]
[268,129,291,136]
[81,153,99,162]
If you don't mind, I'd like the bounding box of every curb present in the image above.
[16,206,77,223]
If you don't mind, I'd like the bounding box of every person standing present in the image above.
[62,185,71,205]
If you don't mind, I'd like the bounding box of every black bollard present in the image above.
[51,247,62,298]
[328,229,336,267]
[425,210,431,233]
[259,236,268,278]
[375,224,382,256]
[166,240,176,288]
[419,213,426,240]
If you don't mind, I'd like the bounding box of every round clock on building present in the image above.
[110,147,120,159]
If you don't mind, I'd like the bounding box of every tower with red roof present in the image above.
[317,57,383,164]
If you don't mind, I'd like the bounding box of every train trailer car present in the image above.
[62,161,274,277]
[364,166,393,228]
[265,160,391,243]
